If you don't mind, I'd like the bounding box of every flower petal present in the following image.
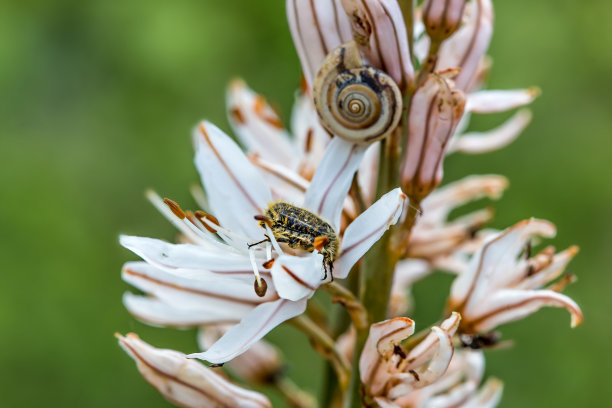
[118,333,271,408]
[336,188,406,279]
[270,253,324,301]
[462,378,503,408]
[121,262,274,312]
[404,326,454,386]
[449,109,532,154]
[188,298,307,364]
[405,312,461,370]
[303,137,368,230]
[466,88,540,114]
[515,246,579,290]
[227,79,297,167]
[123,293,245,327]
[360,317,415,396]
[449,219,556,309]
[120,236,262,276]
[194,121,272,240]
[467,288,583,333]
[287,0,353,88]
[436,0,493,91]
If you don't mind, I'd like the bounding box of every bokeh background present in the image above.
[1,0,611,406]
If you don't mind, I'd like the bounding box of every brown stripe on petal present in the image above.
[124,268,273,306]
[281,265,317,291]
[317,144,359,215]
[340,200,402,256]
[198,124,261,210]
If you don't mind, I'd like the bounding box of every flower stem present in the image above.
[323,281,369,331]
[274,376,317,408]
[289,315,351,390]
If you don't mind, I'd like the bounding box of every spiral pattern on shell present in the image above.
[313,41,403,144]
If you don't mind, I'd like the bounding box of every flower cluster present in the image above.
[117,1,582,407]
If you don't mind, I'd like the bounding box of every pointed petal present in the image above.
[194,121,272,240]
[515,246,579,290]
[336,188,406,279]
[449,219,556,309]
[303,137,368,230]
[118,334,271,408]
[121,262,274,313]
[462,378,504,408]
[188,298,307,364]
[450,109,532,154]
[467,289,583,333]
[287,0,353,88]
[123,293,245,327]
[404,326,454,387]
[341,0,414,90]
[227,80,296,166]
[270,253,324,301]
[420,175,508,224]
[406,313,461,369]
[466,88,540,114]
[120,236,258,274]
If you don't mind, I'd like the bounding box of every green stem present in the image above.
[289,315,351,390]
[274,376,317,408]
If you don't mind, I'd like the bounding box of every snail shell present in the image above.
[313,41,403,144]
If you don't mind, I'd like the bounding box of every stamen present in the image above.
[263,224,283,255]
[262,259,275,269]
[254,214,273,228]
[248,247,266,296]
[163,198,186,219]
[195,211,220,233]
[146,190,202,244]
[266,242,272,260]
[313,236,329,251]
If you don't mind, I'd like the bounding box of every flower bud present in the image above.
[341,0,414,90]
[117,333,271,408]
[286,0,353,90]
[400,69,466,201]
[422,0,467,41]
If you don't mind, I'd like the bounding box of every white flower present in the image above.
[359,313,461,405]
[117,333,272,408]
[121,121,405,364]
[392,349,503,408]
[447,218,583,334]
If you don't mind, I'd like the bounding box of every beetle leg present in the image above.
[247,235,270,249]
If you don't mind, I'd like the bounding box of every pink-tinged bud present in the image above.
[117,333,272,408]
[341,0,414,90]
[400,70,466,201]
[422,0,467,41]
[286,0,353,90]
[436,0,493,91]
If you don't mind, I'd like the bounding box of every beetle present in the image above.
[251,202,339,280]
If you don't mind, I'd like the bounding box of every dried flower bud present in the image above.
[400,70,466,201]
[286,0,353,89]
[117,333,271,408]
[341,0,414,90]
[422,0,467,41]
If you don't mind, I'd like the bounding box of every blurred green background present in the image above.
[1,0,610,406]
